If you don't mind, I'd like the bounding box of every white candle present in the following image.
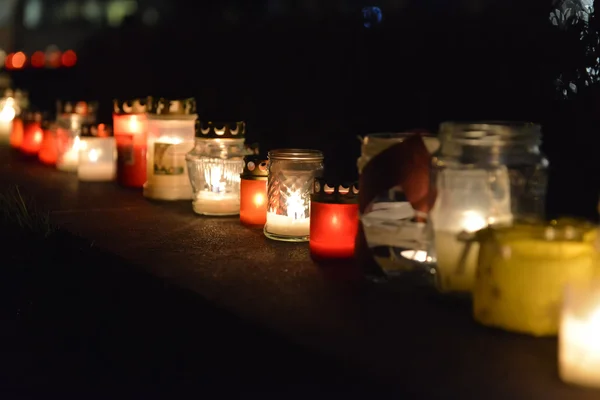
[193,192,239,215]
[144,136,194,200]
[560,281,600,389]
[265,190,311,238]
[78,162,116,181]
[57,148,80,171]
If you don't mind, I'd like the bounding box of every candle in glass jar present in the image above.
[266,190,311,237]
[560,280,600,389]
[192,164,240,215]
[57,135,81,171]
[309,181,359,261]
[240,156,268,226]
[113,99,149,188]
[78,137,117,182]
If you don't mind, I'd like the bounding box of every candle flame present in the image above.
[206,165,226,193]
[88,149,100,163]
[253,193,265,207]
[461,211,487,232]
[128,116,140,132]
[33,131,43,143]
[286,191,305,220]
[0,98,16,122]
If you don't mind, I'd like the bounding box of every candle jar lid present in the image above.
[312,178,359,204]
[268,149,324,162]
[147,97,196,117]
[196,120,245,139]
[113,97,150,115]
[81,122,113,137]
[57,100,98,116]
[241,155,268,180]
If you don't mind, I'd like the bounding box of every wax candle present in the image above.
[9,117,24,149]
[38,122,58,165]
[474,221,599,337]
[560,280,600,389]
[78,136,117,182]
[309,180,359,261]
[113,99,149,188]
[20,113,44,155]
[56,133,81,172]
[240,156,268,225]
[264,149,324,242]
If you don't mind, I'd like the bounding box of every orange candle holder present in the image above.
[38,120,58,165]
[310,179,360,262]
[113,98,149,188]
[20,112,44,155]
[240,155,268,226]
[9,116,24,149]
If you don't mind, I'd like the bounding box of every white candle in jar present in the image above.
[193,164,240,215]
[559,281,600,389]
[78,149,116,181]
[56,136,81,172]
[435,211,488,293]
[266,190,311,237]
[144,135,194,200]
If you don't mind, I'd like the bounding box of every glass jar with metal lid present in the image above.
[428,121,549,295]
[186,120,247,216]
[264,149,324,242]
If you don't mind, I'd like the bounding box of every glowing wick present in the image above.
[88,149,100,162]
[253,193,265,207]
[461,211,487,232]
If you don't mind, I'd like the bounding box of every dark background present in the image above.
[6,0,600,221]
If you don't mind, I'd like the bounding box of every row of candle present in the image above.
[1,97,360,262]
[2,94,599,390]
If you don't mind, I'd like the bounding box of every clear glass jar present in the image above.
[473,220,599,337]
[143,98,196,201]
[113,98,149,188]
[78,128,117,182]
[186,121,247,216]
[55,105,97,172]
[357,132,439,282]
[428,121,549,295]
[264,149,324,242]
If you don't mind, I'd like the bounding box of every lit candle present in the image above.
[309,180,359,261]
[38,122,58,165]
[20,114,44,155]
[113,99,149,188]
[0,96,16,143]
[57,135,81,171]
[266,190,311,238]
[78,136,117,182]
[192,164,240,215]
[9,117,24,149]
[560,280,600,389]
[143,98,196,201]
[240,156,268,226]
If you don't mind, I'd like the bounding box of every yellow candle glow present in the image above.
[560,280,600,389]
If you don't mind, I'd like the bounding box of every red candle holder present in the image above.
[20,112,44,155]
[38,120,58,165]
[240,155,268,226]
[9,116,24,149]
[310,179,359,262]
[113,98,149,188]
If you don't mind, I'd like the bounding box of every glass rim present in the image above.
[268,148,324,161]
[439,121,542,145]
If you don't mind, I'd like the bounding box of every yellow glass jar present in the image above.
[473,220,600,337]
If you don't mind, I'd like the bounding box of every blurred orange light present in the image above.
[4,53,13,69]
[47,51,61,68]
[11,52,26,69]
[61,50,77,67]
[31,51,45,68]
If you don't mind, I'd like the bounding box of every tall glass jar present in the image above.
[55,101,97,172]
[143,98,196,201]
[113,98,149,188]
[186,121,247,215]
[264,149,324,242]
[428,121,549,295]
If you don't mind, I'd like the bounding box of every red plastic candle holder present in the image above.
[9,117,24,149]
[113,99,149,188]
[309,179,359,262]
[38,121,58,165]
[20,112,44,155]
[240,155,268,226]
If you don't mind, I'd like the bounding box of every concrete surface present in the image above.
[1,146,599,399]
